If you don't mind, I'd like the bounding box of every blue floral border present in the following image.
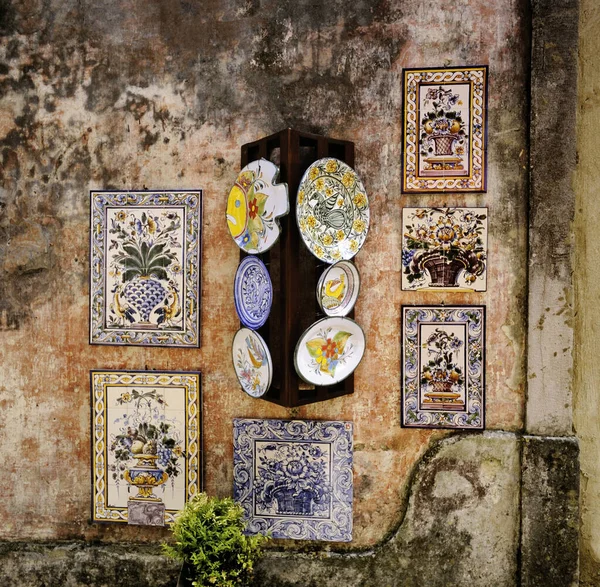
[90,190,202,347]
[233,419,353,542]
[401,306,485,429]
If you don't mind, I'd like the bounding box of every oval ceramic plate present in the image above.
[227,159,289,254]
[294,316,365,386]
[232,328,272,398]
[296,158,370,263]
[317,260,360,317]
[234,256,272,329]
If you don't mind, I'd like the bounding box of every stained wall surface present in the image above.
[575,0,600,583]
[0,0,528,549]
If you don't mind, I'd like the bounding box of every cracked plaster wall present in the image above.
[0,0,529,571]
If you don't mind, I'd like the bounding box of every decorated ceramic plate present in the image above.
[294,316,365,386]
[317,260,360,317]
[296,158,370,263]
[227,159,289,254]
[234,256,272,329]
[232,328,272,398]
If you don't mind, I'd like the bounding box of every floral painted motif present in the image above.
[233,419,353,541]
[233,329,272,398]
[402,207,487,291]
[403,66,488,193]
[297,158,370,263]
[305,328,353,379]
[90,191,202,347]
[402,306,485,429]
[91,370,202,524]
[254,442,331,517]
[226,159,289,254]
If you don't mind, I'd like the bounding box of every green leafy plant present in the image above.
[163,493,268,587]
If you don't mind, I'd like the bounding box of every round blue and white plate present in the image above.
[234,256,273,329]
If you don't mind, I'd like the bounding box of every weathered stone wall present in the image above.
[575,0,600,584]
[2,0,586,585]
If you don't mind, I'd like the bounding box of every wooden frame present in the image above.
[241,129,355,407]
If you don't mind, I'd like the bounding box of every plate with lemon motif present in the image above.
[232,328,272,398]
[226,159,289,254]
[296,158,369,264]
[317,260,360,317]
[294,316,365,387]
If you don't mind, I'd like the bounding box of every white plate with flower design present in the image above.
[296,158,369,264]
[316,260,360,317]
[294,316,365,386]
[227,159,289,254]
[232,328,273,398]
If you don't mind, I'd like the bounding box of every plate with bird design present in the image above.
[227,159,289,254]
[294,316,366,387]
[232,328,273,398]
[234,256,273,329]
[296,158,369,264]
[316,260,360,317]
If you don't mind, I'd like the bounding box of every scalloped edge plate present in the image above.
[226,159,289,254]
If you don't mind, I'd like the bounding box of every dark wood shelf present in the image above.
[240,128,355,407]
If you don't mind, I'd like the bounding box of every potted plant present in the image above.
[163,493,268,587]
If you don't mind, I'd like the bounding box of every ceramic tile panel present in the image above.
[402,207,488,291]
[401,306,485,429]
[90,190,202,347]
[233,418,353,541]
[91,370,202,524]
[402,66,488,193]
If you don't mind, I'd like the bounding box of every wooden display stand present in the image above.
[241,129,355,407]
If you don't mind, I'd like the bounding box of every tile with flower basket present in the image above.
[401,306,485,429]
[402,207,488,291]
[233,418,353,541]
[402,66,488,193]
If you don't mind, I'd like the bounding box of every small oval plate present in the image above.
[234,256,272,329]
[294,316,365,386]
[232,328,272,398]
[317,260,360,317]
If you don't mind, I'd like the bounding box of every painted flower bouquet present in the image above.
[421,328,465,409]
[305,327,353,378]
[403,208,486,289]
[254,442,330,516]
[109,389,185,499]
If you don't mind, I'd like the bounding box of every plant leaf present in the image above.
[306,337,326,358]
[333,331,352,353]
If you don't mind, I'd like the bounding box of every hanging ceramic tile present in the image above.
[401,306,485,429]
[401,207,488,291]
[233,418,353,541]
[91,370,202,524]
[226,159,289,254]
[402,66,488,193]
[90,190,202,347]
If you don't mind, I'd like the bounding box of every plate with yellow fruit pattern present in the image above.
[294,316,365,386]
[296,158,369,264]
[226,159,289,254]
[317,260,360,317]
